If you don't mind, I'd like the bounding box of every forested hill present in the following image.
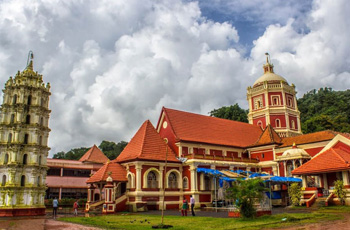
[298,88,350,133]
[210,88,350,134]
[52,140,128,160]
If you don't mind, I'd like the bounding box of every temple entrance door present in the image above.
[94,193,100,201]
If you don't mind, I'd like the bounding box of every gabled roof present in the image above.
[292,146,350,175]
[280,130,341,147]
[115,120,179,163]
[79,145,109,164]
[87,161,127,183]
[158,107,262,148]
[250,124,282,147]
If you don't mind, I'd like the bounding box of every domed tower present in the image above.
[0,52,51,216]
[247,53,301,137]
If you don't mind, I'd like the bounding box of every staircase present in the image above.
[314,197,327,207]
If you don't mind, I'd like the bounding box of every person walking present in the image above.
[190,195,195,216]
[181,197,188,216]
[52,197,58,219]
[73,199,79,216]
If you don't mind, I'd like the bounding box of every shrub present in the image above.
[226,178,266,218]
[334,180,346,205]
[288,183,302,206]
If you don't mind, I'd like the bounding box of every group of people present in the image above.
[52,198,80,219]
[181,195,195,216]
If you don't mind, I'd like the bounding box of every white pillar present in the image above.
[323,174,328,189]
[283,161,287,177]
[302,175,307,188]
[136,165,142,191]
[190,165,197,192]
[342,171,349,186]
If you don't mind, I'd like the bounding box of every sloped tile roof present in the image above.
[280,130,338,147]
[79,145,109,164]
[161,107,262,148]
[292,146,350,175]
[87,161,127,183]
[251,124,282,147]
[115,120,179,163]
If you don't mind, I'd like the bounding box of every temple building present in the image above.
[85,55,350,212]
[46,145,109,200]
[0,52,51,216]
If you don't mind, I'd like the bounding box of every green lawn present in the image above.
[60,211,341,230]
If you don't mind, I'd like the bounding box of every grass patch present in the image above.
[318,205,350,213]
[60,212,340,230]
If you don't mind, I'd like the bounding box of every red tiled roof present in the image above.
[79,145,109,164]
[251,124,282,147]
[161,107,262,148]
[292,146,350,175]
[280,130,340,147]
[87,162,127,183]
[115,120,179,163]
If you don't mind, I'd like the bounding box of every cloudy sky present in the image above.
[0,0,349,156]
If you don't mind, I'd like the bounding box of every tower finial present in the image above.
[263,52,274,73]
[26,51,34,71]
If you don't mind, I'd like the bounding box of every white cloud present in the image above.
[0,0,349,156]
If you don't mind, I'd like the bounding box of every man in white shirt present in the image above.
[190,195,195,216]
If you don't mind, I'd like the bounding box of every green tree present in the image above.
[288,183,302,206]
[226,178,266,218]
[298,88,350,134]
[99,140,128,160]
[209,103,248,123]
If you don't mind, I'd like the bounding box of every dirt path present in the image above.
[271,213,350,230]
[0,217,102,230]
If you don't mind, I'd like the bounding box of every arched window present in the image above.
[204,175,211,190]
[26,115,30,124]
[275,119,281,128]
[38,155,42,166]
[2,175,6,186]
[168,172,177,189]
[257,121,263,128]
[8,133,12,143]
[4,154,8,165]
[13,94,17,104]
[37,176,40,187]
[21,175,25,186]
[10,114,15,124]
[39,136,42,145]
[40,117,44,126]
[23,154,28,165]
[41,98,44,107]
[27,95,32,105]
[24,134,29,144]
[291,120,295,129]
[183,177,188,189]
[147,171,157,189]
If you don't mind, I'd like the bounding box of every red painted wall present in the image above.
[158,114,179,155]
[250,149,274,161]
[253,116,266,128]
[268,92,283,106]
[252,94,266,109]
[270,114,286,128]
[304,147,324,157]
[261,167,273,175]
[288,115,298,130]
[333,141,350,151]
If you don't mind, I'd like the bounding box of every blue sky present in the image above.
[0,0,349,155]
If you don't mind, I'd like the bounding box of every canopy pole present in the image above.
[269,182,272,211]
[215,176,217,212]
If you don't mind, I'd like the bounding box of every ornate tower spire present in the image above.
[26,51,34,71]
[0,52,51,216]
[247,53,302,138]
[263,52,274,73]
